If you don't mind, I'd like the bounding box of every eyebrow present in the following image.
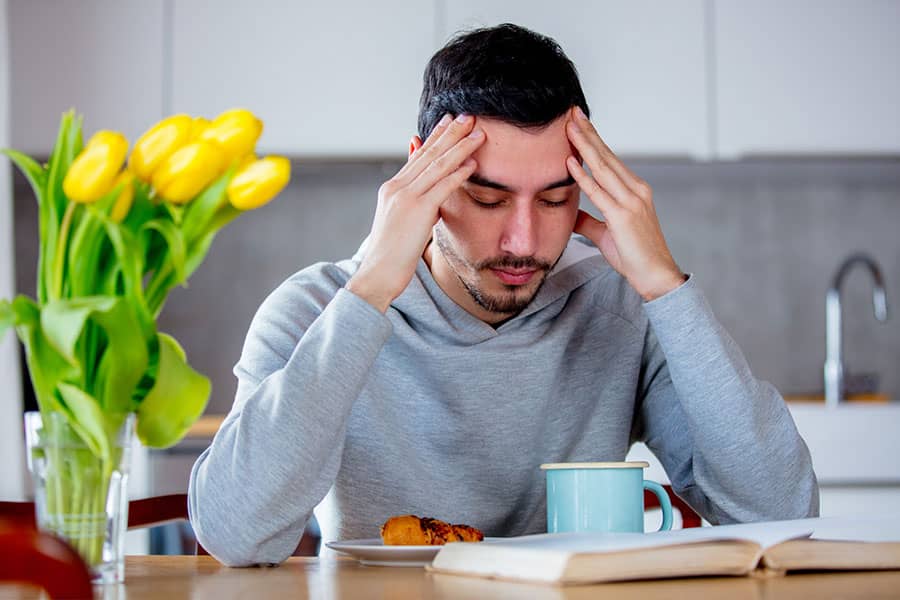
[466,173,576,193]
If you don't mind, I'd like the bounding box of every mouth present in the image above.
[490,268,539,286]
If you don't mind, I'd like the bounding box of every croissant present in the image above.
[380,514,484,546]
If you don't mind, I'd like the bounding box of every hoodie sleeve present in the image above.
[633,275,819,524]
[188,267,392,566]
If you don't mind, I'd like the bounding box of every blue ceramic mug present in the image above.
[541,461,673,533]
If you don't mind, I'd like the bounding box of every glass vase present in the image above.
[25,410,135,584]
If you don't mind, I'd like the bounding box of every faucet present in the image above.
[824,253,889,406]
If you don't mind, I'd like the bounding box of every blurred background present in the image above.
[1,0,898,552]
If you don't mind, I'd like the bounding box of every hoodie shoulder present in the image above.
[549,237,647,331]
[271,259,359,315]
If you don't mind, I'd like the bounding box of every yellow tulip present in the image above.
[227,156,291,210]
[63,130,129,203]
[129,114,193,182]
[238,153,256,169]
[151,141,225,204]
[189,116,210,140]
[199,108,263,164]
[110,171,135,222]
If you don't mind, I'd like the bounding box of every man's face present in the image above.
[429,114,580,323]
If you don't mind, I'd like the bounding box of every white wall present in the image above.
[0,0,25,500]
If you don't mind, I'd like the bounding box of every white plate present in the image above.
[326,538,495,567]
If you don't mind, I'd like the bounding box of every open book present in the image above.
[428,517,900,585]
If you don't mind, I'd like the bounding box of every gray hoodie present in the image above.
[188,237,818,566]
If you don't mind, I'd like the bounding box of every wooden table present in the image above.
[4,555,900,599]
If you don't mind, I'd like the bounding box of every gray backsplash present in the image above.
[12,159,900,414]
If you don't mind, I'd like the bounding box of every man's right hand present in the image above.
[346,113,485,312]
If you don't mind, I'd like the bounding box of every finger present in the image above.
[398,112,453,173]
[573,209,609,246]
[421,157,478,207]
[409,128,485,195]
[566,119,634,204]
[566,155,620,217]
[397,114,476,185]
[570,107,646,195]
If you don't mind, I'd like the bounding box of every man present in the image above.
[189,24,818,566]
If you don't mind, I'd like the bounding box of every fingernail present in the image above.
[468,128,483,139]
[455,113,471,123]
[438,114,452,127]
[575,106,588,120]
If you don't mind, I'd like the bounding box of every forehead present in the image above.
[469,115,574,193]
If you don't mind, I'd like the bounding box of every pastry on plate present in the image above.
[380,514,484,545]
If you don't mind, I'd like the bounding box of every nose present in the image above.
[499,202,538,257]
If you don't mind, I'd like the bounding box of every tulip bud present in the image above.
[227,156,291,210]
[63,130,129,203]
[152,140,225,204]
[199,108,263,165]
[110,171,135,222]
[189,116,210,140]
[130,114,193,182]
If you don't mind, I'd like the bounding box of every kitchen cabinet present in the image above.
[7,0,165,155]
[714,0,900,158]
[7,2,900,160]
[440,1,711,160]
[171,0,437,158]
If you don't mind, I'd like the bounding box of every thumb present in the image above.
[574,209,609,246]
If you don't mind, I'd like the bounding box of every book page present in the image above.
[806,516,900,542]
[475,520,815,556]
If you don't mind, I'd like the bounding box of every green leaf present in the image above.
[67,209,107,297]
[93,313,151,414]
[56,383,111,462]
[97,218,154,341]
[67,186,127,298]
[11,296,77,413]
[41,296,117,368]
[141,218,187,284]
[43,112,83,303]
[136,333,210,449]
[1,148,47,198]
[181,168,234,244]
[184,204,240,279]
[41,296,150,413]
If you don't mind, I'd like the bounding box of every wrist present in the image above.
[346,273,393,313]
[639,269,688,302]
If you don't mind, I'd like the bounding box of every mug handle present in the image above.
[643,480,673,532]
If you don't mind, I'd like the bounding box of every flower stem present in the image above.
[52,202,77,300]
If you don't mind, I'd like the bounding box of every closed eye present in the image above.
[474,198,503,209]
[469,193,570,209]
[467,191,504,208]
[540,198,569,208]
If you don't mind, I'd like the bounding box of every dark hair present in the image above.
[417,23,590,141]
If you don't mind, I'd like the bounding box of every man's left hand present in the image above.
[565,106,685,302]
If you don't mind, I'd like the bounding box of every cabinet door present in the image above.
[8,1,165,154]
[441,1,711,159]
[715,0,900,158]
[172,0,437,157]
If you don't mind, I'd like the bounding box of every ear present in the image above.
[409,135,423,157]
